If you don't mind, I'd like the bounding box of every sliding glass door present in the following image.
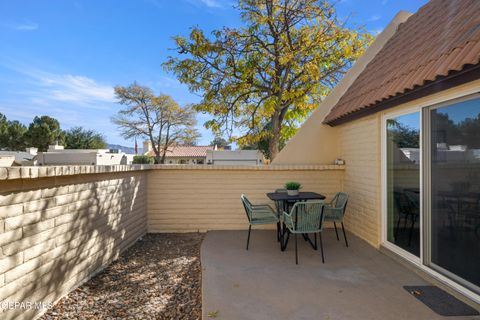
[428,96,480,292]
[386,112,420,257]
[384,94,480,295]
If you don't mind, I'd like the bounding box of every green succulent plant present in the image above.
[285,181,302,190]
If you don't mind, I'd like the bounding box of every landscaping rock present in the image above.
[40,233,204,320]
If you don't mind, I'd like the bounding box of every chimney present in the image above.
[25,147,38,155]
[143,140,153,154]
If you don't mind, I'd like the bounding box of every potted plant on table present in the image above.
[285,181,302,196]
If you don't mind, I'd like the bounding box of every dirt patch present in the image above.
[40,233,204,320]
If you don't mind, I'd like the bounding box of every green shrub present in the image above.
[132,155,154,164]
[285,181,302,190]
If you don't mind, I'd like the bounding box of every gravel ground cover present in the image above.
[40,233,204,320]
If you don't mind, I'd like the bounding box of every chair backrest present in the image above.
[240,194,253,222]
[393,191,413,215]
[332,192,348,210]
[404,190,420,211]
[289,200,325,233]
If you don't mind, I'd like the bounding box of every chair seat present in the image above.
[323,206,344,222]
[250,209,279,225]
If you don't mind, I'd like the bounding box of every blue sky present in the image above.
[0,0,428,148]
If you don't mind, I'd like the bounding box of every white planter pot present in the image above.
[287,189,299,196]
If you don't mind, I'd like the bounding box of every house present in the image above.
[274,0,480,301]
[143,140,214,164]
[206,149,264,165]
[37,144,131,165]
[0,147,38,166]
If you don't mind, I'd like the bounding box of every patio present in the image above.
[202,229,480,320]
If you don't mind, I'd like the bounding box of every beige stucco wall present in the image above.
[147,166,344,232]
[0,170,147,320]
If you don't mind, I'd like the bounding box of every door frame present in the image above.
[380,85,480,304]
[381,105,423,265]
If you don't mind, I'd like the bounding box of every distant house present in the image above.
[143,141,214,164]
[37,144,131,166]
[0,148,38,166]
[206,149,264,166]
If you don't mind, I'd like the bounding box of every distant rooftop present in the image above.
[147,145,215,158]
[0,150,36,162]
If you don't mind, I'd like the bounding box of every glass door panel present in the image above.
[386,112,420,257]
[430,97,480,291]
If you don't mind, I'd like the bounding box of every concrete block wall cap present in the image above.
[149,164,345,171]
[0,163,344,181]
[0,165,154,181]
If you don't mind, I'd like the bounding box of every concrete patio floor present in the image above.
[201,230,480,320]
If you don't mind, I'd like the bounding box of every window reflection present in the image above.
[386,112,420,257]
[430,97,480,290]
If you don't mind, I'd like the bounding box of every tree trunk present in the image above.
[269,115,281,160]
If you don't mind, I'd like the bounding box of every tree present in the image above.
[64,126,107,149]
[0,119,28,151]
[25,116,64,152]
[112,82,200,163]
[0,113,8,149]
[164,0,372,159]
[387,120,420,149]
[210,136,230,148]
[132,155,155,164]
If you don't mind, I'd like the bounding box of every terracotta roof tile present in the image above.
[147,146,214,158]
[324,0,480,125]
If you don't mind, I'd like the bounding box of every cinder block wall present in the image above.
[0,169,147,320]
[339,114,382,247]
[147,166,344,232]
[0,164,343,320]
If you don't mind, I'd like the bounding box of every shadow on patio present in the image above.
[201,230,479,320]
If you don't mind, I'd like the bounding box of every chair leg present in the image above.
[408,216,415,247]
[277,222,281,242]
[281,229,289,251]
[319,232,325,263]
[395,215,402,240]
[295,233,298,265]
[341,222,349,247]
[314,233,318,250]
[246,225,252,250]
[333,222,340,241]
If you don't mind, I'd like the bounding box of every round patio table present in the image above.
[266,191,326,250]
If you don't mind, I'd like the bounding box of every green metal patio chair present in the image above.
[324,192,349,247]
[241,194,280,250]
[283,200,326,264]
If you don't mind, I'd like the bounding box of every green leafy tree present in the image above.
[132,155,155,164]
[387,120,420,149]
[112,82,200,163]
[25,116,64,151]
[64,126,107,149]
[458,113,480,148]
[3,120,28,151]
[210,136,230,148]
[0,113,8,149]
[164,0,372,159]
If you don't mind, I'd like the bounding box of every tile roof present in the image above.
[324,0,480,125]
[147,146,214,158]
